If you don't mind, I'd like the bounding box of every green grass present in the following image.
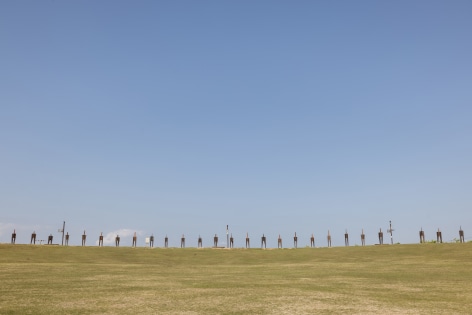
[1,243,471,314]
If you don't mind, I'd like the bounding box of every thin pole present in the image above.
[61,221,65,246]
[226,225,229,248]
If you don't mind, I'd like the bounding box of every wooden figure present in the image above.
[82,230,86,246]
[327,230,331,247]
[246,233,250,248]
[150,234,154,248]
[213,234,218,247]
[378,228,383,245]
[132,232,137,247]
[164,235,168,248]
[436,229,442,243]
[31,231,36,245]
[344,230,349,246]
[48,234,53,245]
[65,232,69,246]
[261,234,266,249]
[198,235,202,248]
[98,232,104,246]
[419,228,425,243]
[293,232,298,248]
[230,234,234,248]
[11,230,16,244]
[277,234,282,249]
[459,227,465,243]
[310,233,315,248]
[181,234,185,248]
[361,229,365,246]
[115,235,120,247]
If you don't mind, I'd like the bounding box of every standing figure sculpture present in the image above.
[181,234,185,248]
[65,232,69,246]
[361,229,365,246]
[229,234,234,248]
[115,235,120,247]
[198,235,202,248]
[48,234,53,245]
[459,227,465,243]
[164,235,168,248]
[261,234,266,249]
[344,230,349,246]
[132,232,137,247]
[419,228,425,243]
[82,230,86,246]
[213,234,218,247]
[436,229,442,243]
[150,234,154,248]
[98,232,104,247]
[31,231,37,245]
[378,228,383,245]
[293,232,298,248]
[277,234,282,249]
[246,233,250,248]
[11,230,16,244]
[327,230,331,247]
[310,233,315,248]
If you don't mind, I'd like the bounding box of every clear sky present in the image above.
[1,1,471,247]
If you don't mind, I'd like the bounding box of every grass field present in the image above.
[0,243,471,314]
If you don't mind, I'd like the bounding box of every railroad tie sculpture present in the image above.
[327,230,331,247]
[310,233,315,248]
[181,234,185,248]
[132,232,137,247]
[261,234,266,249]
[115,235,120,247]
[344,230,349,246]
[378,228,383,245]
[31,231,36,245]
[419,228,425,243]
[361,229,365,246]
[277,234,282,249]
[11,230,16,244]
[150,234,154,248]
[213,234,218,247]
[198,235,202,248]
[164,235,168,248]
[98,232,104,247]
[48,234,53,245]
[293,232,298,248]
[65,232,69,246]
[436,229,442,243]
[246,233,250,248]
[82,231,86,246]
[230,234,234,248]
[459,227,465,243]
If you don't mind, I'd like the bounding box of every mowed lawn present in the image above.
[0,243,471,314]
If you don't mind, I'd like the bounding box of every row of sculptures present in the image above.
[9,227,466,247]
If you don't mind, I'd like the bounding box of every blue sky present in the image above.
[1,1,471,247]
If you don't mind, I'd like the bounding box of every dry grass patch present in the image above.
[1,243,471,314]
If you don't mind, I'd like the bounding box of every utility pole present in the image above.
[387,220,394,245]
[226,225,229,248]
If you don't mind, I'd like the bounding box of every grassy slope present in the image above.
[0,243,471,314]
